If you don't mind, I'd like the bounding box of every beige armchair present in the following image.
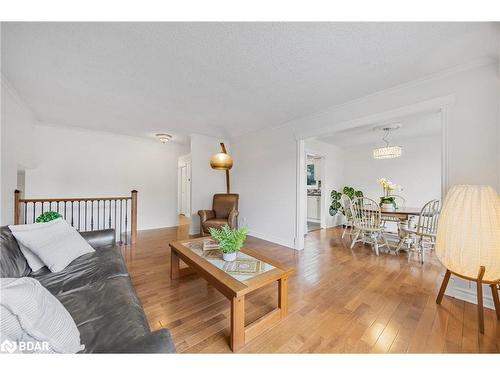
[198,194,239,235]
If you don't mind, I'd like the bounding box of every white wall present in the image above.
[24,124,189,230]
[0,77,36,225]
[189,134,229,234]
[304,139,344,228]
[232,126,297,248]
[341,134,442,207]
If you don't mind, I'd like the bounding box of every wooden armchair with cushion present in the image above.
[198,194,239,235]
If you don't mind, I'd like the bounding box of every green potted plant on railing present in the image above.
[329,186,363,216]
[36,211,62,223]
[208,224,248,262]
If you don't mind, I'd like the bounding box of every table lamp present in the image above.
[435,185,500,333]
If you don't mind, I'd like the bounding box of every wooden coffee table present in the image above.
[169,237,294,352]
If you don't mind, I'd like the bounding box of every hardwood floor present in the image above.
[120,217,500,353]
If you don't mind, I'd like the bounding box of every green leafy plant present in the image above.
[208,225,248,254]
[329,186,363,216]
[35,211,62,223]
[380,196,396,207]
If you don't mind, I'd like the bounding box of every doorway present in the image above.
[305,153,324,232]
[294,95,453,250]
[178,155,192,217]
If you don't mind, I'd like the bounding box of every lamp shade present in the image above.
[210,152,233,170]
[435,185,500,282]
[373,145,402,159]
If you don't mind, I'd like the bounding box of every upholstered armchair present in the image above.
[198,194,239,235]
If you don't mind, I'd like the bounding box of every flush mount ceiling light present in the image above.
[373,124,402,159]
[155,133,172,144]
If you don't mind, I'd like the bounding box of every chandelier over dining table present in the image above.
[373,124,402,159]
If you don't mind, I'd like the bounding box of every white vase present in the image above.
[381,203,395,211]
[222,252,238,262]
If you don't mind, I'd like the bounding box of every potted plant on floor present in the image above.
[329,186,363,216]
[208,224,248,262]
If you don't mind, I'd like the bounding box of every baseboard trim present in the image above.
[446,276,495,310]
[247,230,295,249]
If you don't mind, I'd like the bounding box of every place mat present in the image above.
[180,240,275,282]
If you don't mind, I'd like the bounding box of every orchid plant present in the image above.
[377,178,401,197]
[377,178,402,207]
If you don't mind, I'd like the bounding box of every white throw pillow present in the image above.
[9,219,94,273]
[9,221,54,272]
[0,277,84,353]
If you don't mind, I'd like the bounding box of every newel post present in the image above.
[131,190,138,244]
[14,190,21,225]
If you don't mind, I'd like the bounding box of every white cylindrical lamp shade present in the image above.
[435,185,500,282]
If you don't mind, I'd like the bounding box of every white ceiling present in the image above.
[316,110,441,148]
[1,22,499,141]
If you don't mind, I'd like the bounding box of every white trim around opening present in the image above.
[294,95,454,251]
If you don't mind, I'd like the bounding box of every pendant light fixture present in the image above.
[373,124,402,159]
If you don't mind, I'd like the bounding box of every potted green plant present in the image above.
[35,211,62,223]
[377,178,401,210]
[380,196,396,210]
[208,224,248,262]
[329,186,363,216]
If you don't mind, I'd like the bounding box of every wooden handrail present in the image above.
[18,196,132,203]
[14,189,138,245]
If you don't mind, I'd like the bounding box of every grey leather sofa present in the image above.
[0,226,175,353]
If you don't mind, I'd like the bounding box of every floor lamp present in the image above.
[435,185,500,334]
[209,142,233,194]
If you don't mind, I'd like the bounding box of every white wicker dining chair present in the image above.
[350,197,390,256]
[395,199,440,264]
[339,194,354,239]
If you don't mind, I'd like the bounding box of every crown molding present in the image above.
[295,94,455,141]
[231,57,498,141]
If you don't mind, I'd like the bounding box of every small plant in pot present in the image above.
[36,211,62,223]
[208,225,248,262]
[377,178,401,210]
[380,196,396,210]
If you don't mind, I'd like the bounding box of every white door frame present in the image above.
[177,154,192,217]
[294,95,455,250]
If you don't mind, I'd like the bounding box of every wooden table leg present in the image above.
[490,284,500,320]
[170,247,180,280]
[230,296,245,352]
[477,266,485,334]
[436,269,451,304]
[278,276,289,318]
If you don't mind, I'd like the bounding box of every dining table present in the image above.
[380,206,421,221]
